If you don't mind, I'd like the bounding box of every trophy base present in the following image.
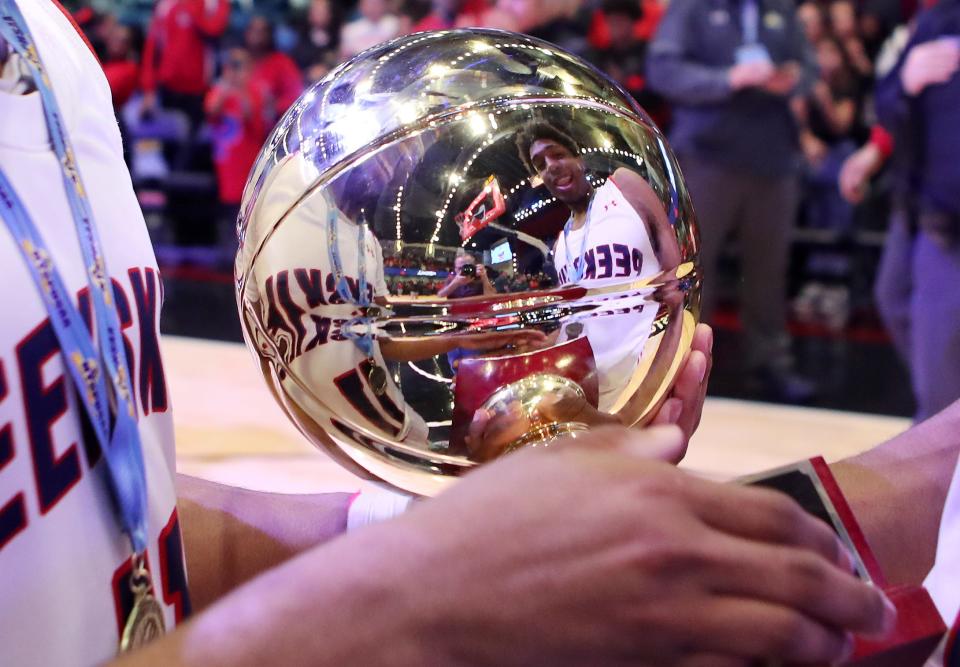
[481,373,591,454]
[503,420,589,453]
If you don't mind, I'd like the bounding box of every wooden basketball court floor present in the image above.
[166,336,911,494]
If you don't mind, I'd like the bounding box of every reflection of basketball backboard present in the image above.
[455,175,506,242]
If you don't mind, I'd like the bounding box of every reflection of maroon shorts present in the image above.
[448,336,599,452]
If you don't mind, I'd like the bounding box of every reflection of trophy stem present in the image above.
[480,374,591,454]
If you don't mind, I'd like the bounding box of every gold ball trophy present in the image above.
[235,29,700,497]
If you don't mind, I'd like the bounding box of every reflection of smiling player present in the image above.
[515,122,681,281]
[514,121,682,410]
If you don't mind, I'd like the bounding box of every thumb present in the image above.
[558,425,685,463]
[622,425,686,463]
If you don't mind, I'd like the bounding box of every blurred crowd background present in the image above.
[62,0,953,415]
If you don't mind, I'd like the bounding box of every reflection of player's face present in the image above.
[529,139,590,206]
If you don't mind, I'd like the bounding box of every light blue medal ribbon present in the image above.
[562,190,595,283]
[0,0,150,556]
[327,209,389,396]
[741,0,760,44]
[327,209,374,358]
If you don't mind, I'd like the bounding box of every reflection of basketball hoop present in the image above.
[457,175,506,242]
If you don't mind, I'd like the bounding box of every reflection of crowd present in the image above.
[496,271,554,293]
[388,269,556,297]
[382,249,453,296]
[383,252,452,272]
[387,278,446,296]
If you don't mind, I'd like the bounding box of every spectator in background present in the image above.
[102,22,143,111]
[291,0,341,84]
[873,0,960,421]
[455,0,532,32]
[829,0,859,40]
[396,0,433,34]
[795,35,864,232]
[410,0,463,32]
[245,15,305,124]
[830,0,875,82]
[647,0,817,403]
[587,0,645,84]
[797,2,828,45]
[141,0,230,131]
[858,0,903,61]
[588,0,664,48]
[205,46,268,261]
[524,0,590,54]
[462,0,584,39]
[340,0,401,60]
[586,0,664,121]
[73,7,117,62]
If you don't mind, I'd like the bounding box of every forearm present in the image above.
[176,474,352,610]
[657,221,682,270]
[646,0,734,105]
[110,517,435,666]
[380,337,455,361]
[830,401,960,586]
[646,55,733,105]
[437,282,456,298]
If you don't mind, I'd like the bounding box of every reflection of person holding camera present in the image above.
[437,253,496,299]
[437,253,497,375]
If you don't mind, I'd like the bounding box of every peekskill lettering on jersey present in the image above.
[556,242,646,285]
[0,266,167,553]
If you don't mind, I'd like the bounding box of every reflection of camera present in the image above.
[460,264,477,277]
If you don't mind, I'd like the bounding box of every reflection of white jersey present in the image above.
[0,4,184,664]
[553,177,662,410]
[245,157,427,448]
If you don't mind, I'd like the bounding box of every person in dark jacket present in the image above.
[873,0,960,421]
[646,0,817,402]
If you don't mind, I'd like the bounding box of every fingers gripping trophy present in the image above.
[235,29,701,496]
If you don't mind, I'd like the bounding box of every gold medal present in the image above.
[120,591,166,652]
[119,556,166,653]
[368,364,388,396]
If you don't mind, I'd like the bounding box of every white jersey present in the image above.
[924,454,960,665]
[553,177,662,410]
[0,3,184,665]
[241,155,428,457]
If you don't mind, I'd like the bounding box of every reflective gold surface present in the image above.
[236,29,701,496]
